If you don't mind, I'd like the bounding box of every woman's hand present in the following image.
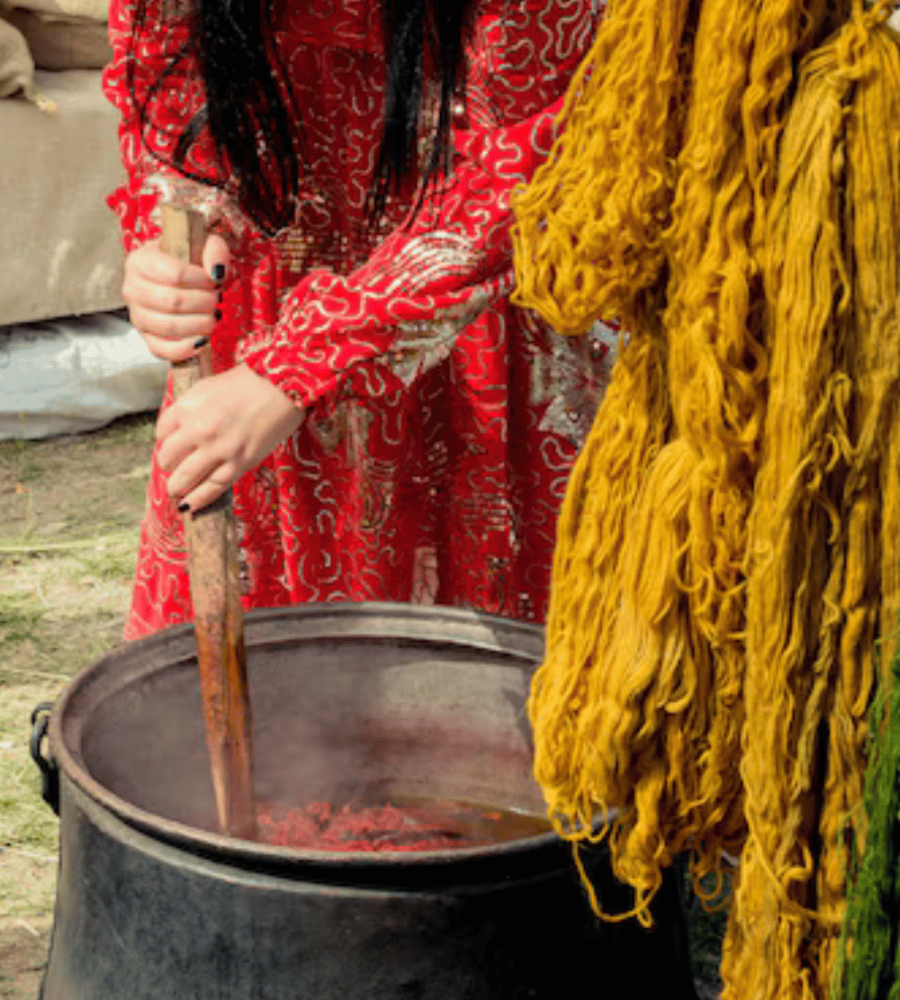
[123,233,230,361]
[157,364,304,512]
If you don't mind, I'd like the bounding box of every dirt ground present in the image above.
[0,413,154,1000]
[0,411,725,999]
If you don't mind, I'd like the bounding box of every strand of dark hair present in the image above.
[129,0,476,236]
[368,0,474,221]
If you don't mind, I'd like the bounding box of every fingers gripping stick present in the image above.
[160,205,257,840]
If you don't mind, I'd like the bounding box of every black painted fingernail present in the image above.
[211,264,225,283]
[214,308,222,322]
[177,501,190,513]
[193,336,209,349]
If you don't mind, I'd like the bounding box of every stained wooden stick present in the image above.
[160,205,257,840]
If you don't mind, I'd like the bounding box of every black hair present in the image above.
[369,0,475,219]
[130,0,477,235]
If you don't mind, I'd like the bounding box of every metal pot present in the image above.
[33,603,698,999]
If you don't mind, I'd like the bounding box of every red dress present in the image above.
[105,0,613,640]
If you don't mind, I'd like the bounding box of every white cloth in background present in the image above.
[0,311,167,438]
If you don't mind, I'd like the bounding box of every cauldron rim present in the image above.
[48,602,564,870]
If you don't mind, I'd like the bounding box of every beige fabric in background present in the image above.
[0,68,125,325]
[3,0,108,21]
[4,6,111,69]
[0,16,36,98]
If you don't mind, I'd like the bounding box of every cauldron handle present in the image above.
[30,701,59,815]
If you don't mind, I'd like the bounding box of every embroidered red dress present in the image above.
[104,0,612,640]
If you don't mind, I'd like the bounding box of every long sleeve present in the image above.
[103,0,248,255]
[103,0,601,405]
[119,0,610,638]
[237,0,600,410]
[238,98,567,409]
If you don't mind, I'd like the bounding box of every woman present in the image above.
[106,0,611,639]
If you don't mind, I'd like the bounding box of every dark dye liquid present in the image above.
[256,798,553,852]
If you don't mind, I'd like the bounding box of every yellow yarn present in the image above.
[726,35,857,999]
[529,326,672,846]
[516,0,900,997]
[523,0,842,927]
[816,25,900,992]
[510,0,695,334]
[726,14,900,999]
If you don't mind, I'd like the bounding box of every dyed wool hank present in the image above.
[517,0,850,923]
[724,15,900,997]
[513,0,900,997]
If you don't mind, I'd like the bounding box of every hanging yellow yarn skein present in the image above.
[521,0,841,926]
[815,21,900,994]
[517,0,900,1000]
[727,11,900,999]
[519,0,691,857]
[722,28,857,1000]
[510,0,695,335]
[593,0,839,914]
[517,0,900,996]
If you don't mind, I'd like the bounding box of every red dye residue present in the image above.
[257,801,470,852]
[256,799,553,853]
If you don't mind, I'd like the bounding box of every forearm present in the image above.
[240,101,563,408]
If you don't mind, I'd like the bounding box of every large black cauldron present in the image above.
[34,603,697,999]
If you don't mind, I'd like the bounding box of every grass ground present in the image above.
[0,413,154,1000]
[0,411,726,999]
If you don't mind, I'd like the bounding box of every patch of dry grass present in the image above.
[0,545,135,685]
[0,684,59,923]
[0,413,154,999]
[0,409,728,999]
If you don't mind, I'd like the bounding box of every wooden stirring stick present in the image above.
[160,205,257,840]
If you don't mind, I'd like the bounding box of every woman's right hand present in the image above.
[122,233,230,362]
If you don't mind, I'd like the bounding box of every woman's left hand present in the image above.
[157,363,303,512]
